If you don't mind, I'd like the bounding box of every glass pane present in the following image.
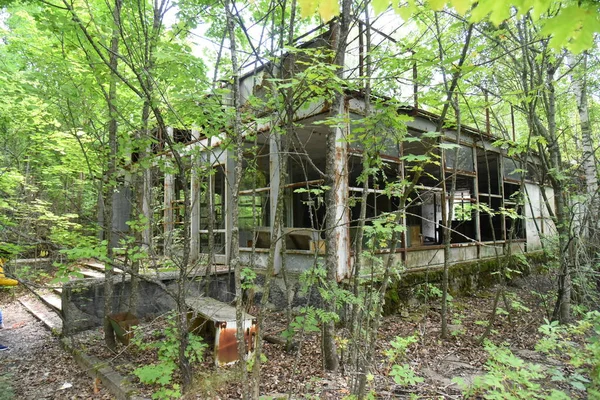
[445,144,474,172]
[503,157,521,181]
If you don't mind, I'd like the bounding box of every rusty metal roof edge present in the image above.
[344,89,501,142]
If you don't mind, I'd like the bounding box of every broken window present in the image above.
[503,182,525,240]
[477,150,500,195]
[348,153,402,250]
[239,168,269,230]
[198,165,226,254]
[446,177,477,244]
[445,142,474,172]
[405,189,441,247]
[476,149,504,242]
[503,157,522,182]
[281,122,327,250]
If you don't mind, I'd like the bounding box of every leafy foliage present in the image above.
[132,313,207,400]
[385,335,424,387]
[457,311,600,398]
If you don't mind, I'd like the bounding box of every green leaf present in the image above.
[439,143,460,150]
[318,0,339,21]
[450,0,472,14]
[372,0,390,15]
[421,131,441,138]
[299,0,318,18]
[530,0,551,21]
[134,363,176,385]
[489,1,511,25]
[570,380,586,391]
[428,0,447,11]
[470,0,497,22]
[397,0,417,21]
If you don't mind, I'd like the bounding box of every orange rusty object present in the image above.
[186,297,257,366]
[216,325,238,365]
[214,319,258,366]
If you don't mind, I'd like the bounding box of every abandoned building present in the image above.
[119,22,555,282]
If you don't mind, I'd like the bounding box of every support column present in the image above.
[332,107,350,281]
[163,127,175,256]
[111,173,132,249]
[142,164,152,252]
[473,146,481,259]
[190,129,201,261]
[269,132,283,274]
[225,149,235,264]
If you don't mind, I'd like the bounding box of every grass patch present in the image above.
[0,373,16,400]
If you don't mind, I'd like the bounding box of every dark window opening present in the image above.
[349,192,401,249]
[446,176,477,244]
[151,168,165,252]
[403,138,440,187]
[199,165,226,254]
[477,150,500,195]
[348,155,401,190]
[503,182,525,240]
[445,143,475,173]
[479,197,503,242]
[503,157,522,181]
[173,129,193,144]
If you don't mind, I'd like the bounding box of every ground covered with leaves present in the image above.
[2,273,598,399]
[70,274,598,399]
[0,292,112,400]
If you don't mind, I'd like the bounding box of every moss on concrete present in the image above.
[383,251,547,315]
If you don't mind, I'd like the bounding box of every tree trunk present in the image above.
[569,53,599,245]
[103,0,123,352]
[353,11,374,398]
[432,16,474,339]
[224,1,250,397]
[323,0,351,373]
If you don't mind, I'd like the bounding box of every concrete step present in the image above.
[53,287,63,295]
[83,261,123,274]
[79,268,105,279]
[19,296,62,334]
[40,292,62,312]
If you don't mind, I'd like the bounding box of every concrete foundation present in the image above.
[61,272,234,335]
[61,252,545,335]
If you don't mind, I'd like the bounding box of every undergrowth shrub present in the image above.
[131,312,207,400]
[385,335,423,387]
[456,311,600,399]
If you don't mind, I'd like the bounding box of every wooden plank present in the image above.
[12,258,51,265]
[40,293,62,312]
[83,261,106,270]
[186,296,254,323]
[79,268,105,279]
[19,297,62,333]
[83,261,123,274]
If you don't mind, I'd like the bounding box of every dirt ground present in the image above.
[0,274,585,399]
[69,274,576,399]
[0,292,113,400]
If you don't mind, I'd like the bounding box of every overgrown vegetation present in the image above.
[458,311,600,399]
[1,0,600,398]
[131,313,208,399]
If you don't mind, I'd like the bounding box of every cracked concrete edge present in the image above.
[60,337,149,400]
[18,298,62,335]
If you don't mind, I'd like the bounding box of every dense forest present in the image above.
[1,0,600,398]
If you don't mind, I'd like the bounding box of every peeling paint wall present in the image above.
[524,182,556,251]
